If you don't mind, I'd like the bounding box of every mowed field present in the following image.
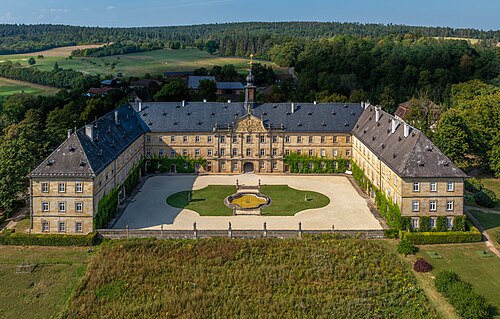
[0,77,59,96]
[0,46,281,77]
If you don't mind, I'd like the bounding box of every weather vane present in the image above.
[249,54,254,66]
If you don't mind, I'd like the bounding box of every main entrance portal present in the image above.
[243,162,254,173]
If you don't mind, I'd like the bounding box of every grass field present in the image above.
[166,185,330,216]
[64,238,438,318]
[0,47,281,77]
[0,77,59,96]
[0,245,90,319]
[470,209,500,244]
[432,37,480,44]
[418,243,500,318]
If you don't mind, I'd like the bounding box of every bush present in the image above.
[465,178,484,193]
[413,258,433,272]
[452,215,466,231]
[474,189,497,208]
[384,228,399,238]
[0,229,97,246]
[400,228,482,245]
[397,237,418,256]
[436,216,447,232]
[435,271,490,319]
[419,216,431,232]
[283,153,348,174]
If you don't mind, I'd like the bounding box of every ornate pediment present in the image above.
[235,114,267,133]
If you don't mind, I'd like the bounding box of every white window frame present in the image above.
[308,136,314,144]
[333,149,338,157]
[447,182,454,192]
[413,182,420,192]
[246,149,251,156]
[412,201,419,212]
[76,202,83,213]
[58,202,66,212]
[170,150,176,157]
[272,161,278,170]
[430,182,437,192]
[411,218,419,230]
[42,221,49,232]
[75,222,83,233]
[447,201,454,211]
[260,135,265,143]
[42,202,49,212]
[429,201,437,212]
[207,136,213,143]
[58,183,66,193]
[232,162,238,171]
[183,136,188,143]
[182,149,188,156]
[232,148,238,156]
[285,136,291,143]
[42,182,49,193]
[309,149,314,156]
[446,217,453,230]
[320,149,326,157]
[195,136,200,143]
[207,149,213,157]
[260,161,265,169]
[430,217,436,229]
[272,136,278,143]
[260,148,265,156]
[58,222,66,233]
[146,149,151,156]
[219,148,225,156]
[195,149,200,157]
[75,182,83,193]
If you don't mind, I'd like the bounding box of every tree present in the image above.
[53,61,60,71]
[204,40,219,54]
[27,57,36,65]
[433,109,470,164]
[404,97,440,137]
[197,79,217,101]
[154,79,190,102]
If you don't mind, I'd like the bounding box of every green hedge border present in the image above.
[400,227,482,244]
[0,229,97,246]
[283,153,349,173]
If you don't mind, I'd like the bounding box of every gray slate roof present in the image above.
[134,102,363,133]
[187,76,216,89]
[351,105,467,178]
[30,105,145,178]
[216,82,244,90]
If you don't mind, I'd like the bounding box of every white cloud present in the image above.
[49,8,69,13]
[107,5,115,10]
[0,11,15,22]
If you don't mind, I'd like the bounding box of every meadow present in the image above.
[0,77,59,96]
[64,237,438,318]
[0,46,280,78]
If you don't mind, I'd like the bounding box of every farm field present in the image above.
[0,47,281,77]
[64,238,438,318]
[418,243,500,318]
[0,245,90,319]
[0,77,59,96]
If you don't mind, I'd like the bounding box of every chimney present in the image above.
[182,100,185,107]
[375,107,381,123]
[391,118,399,134]
[114,110,119,125]
[291,103,295,114]
[404,123,410,138]
[67,129,72,139]
[85,124,94,140]
[138,102,142,112]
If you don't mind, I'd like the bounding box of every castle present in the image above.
[28,69,466,234]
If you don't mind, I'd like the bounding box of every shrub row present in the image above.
[474,189,497,208]
[465,178,484,193]
[283,153,349,173]
[0,229,97,246]
[435,270,490,319]
[146,156,206,174]
[400,228,482,245]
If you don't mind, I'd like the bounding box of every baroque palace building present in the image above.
[28,70,466,234]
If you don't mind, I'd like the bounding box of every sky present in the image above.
[0,0,498,30]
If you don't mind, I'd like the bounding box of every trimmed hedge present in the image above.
[283,153,349,173]
[474,189,497,208]
[465,178,484,193]
[383,229,399,238]
[397,237,418,256]
[435,270,490,319]
[0,229,97,246]
[400,228,482,245]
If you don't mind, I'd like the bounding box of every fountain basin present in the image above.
[225,192,271,211]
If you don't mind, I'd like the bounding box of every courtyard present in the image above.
[113,174,383,230]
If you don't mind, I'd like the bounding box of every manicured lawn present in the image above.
[0,245,90,319]
[1,47,281,77]
[65,238,438,318]
[470,209,500,244]
[166,185,330,216]
[481,178,500,199]
[418,243,500,318]
[0,77,59,96]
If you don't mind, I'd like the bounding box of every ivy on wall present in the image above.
[283,153,349,174]
[146,156,206,174]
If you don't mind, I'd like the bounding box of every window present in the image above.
[260,161,265,169]
[42,202,49,212]
[146,149,151,156]
[75,182,83,193]
[246,149,251,156]
[219,148,225,156]
[447,201,454,211]
[232,162,238,171]
[195,149,200,157]
[181,136,187,143]
[182,149,188,156]
[58,222,66,233]
[42,221,49,232]
[170,136,175,143]
[76,202,83,213]
[308,162,314,169]
[429,201,437,212]
[195,136,200,143]
[321,136,326,143]
[260,135,265,143]
[309,149,314,156]
[246,135,252,144]
[272,148,277,156]
[393,194,397,204]
[183,163,188,170]
[158,149,163,156]
[220,136,226,144]
[430,182,437,192]
[297,150,302,155]
[42,182,49,193]
[333,136,338,143]
[297,136,302,143]
[430,217,436,228]
[207,136,213,143]
[285,136,291,143]
[446,217,453,230]
[58,202,66,212]
[272,136,278,143]
[207,149,213,157]
[260,148,265,156]
[333,149,338,157]
[346,149,351,156]
[346,136,351,143]
[412,201,420,212]
[320,162,326,169]
[75,222,83,233]
[272,161,278,170]
[158,135,163,142]
[170,150,176,157]
[334,161,338,170]
[394,176,397,186]
[411,218,419,229]
[447,182,454,192]
[232,148,238,156]
[220,161,226,171]
[321,149,326,157]
[308,136,314,143]
[146,135,151,142]
[413,182,420,192]
[58,183,66,193]
[285,149,290,156]
[388,171,391,179]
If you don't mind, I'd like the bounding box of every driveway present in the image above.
[113,174,383,230]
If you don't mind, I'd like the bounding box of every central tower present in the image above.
[244,54,256,111]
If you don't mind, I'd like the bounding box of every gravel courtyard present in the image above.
[113,174,383,230]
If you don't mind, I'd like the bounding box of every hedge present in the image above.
[0,229,97,246]
[435,270,490,319]
[474,189,497,208]
[464,178,484,193]
[146,156,206,174]
[283,153,349,174]
[400,228,482,245]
